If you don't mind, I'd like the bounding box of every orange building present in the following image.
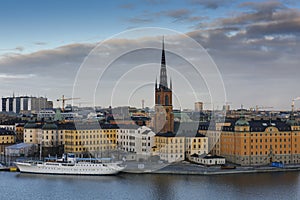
[199,117,300,166]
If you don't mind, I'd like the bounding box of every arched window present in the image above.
[165,95,169,106]
[157,95,160,104]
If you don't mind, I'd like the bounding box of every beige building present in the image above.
[24,121,43,144]
[153,132,208,163]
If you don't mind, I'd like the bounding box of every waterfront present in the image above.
[1,171,299,200]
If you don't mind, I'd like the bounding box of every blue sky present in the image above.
[1,0,300,110]
[2,0,288,54]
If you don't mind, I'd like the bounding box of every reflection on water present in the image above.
[1,172,299,200]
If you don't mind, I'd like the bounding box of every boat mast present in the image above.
[39,131,42,161]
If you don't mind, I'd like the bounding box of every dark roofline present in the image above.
[0,128,15,135]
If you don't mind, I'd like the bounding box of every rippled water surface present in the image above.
[0,172,299,200]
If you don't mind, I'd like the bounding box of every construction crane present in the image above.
[57,95,80,112]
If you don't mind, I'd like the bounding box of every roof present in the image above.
[176,131,206,137]
[5,143,35,149]
[198,118,296,132]
[248,120,291,132]
[235,117,249,126]
[0,128,15,135]
[190,154,225,159]
[24,121,43,129]
[203,155,225,159]
[42,122,58,130]
[155,131,206,138]
[156,132,176,137]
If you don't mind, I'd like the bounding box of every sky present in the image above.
[1,0,300,110]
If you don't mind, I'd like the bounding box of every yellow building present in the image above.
[24,121,118,157]
[154,132,208,163]
[63,123,118,157]
[185,136,208,156]
[0,128,15,153]
[154,133,185,163]
[199,117,300,166]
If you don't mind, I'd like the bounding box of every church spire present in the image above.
[159,36,168,88]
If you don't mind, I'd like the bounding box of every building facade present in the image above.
[195,102,203,112]
[199,117,300,166]
[154,132,208,163]
[23,121,119,157]
[15,123,24,143]
[116,126,155,160]
[63,123,118,157]
[0,128,15,153]
[1,96,53,114]
[24,121,43,144]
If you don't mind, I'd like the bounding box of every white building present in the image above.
[116,126,155,160]
[37,110,56,119]
[190,154,226,166]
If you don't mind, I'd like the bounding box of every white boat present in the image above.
[15,153,126,175]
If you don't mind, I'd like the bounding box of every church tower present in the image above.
[154,38,174,133]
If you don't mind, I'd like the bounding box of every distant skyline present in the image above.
[1,0,300,110]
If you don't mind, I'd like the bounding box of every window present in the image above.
[165,95,169,106]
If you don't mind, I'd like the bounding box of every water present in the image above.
[1,171,299,200]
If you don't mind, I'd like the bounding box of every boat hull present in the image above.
[15,162,125,175]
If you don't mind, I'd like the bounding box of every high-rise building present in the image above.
[154,38,174,133]
[1,96,53,114]
[195,102,203,112]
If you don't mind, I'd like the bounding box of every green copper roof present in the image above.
[235,118,249,126]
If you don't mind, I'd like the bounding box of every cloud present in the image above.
[0,43,95,98]
[1,1,300,109]
[239,1,285,12]
[128,17,153,24]
[217,1,297,28]
[119,3,134,9]
[34,42,47,46]
[161,9,207,23]
[164,9,191,20]
[183,1,300,109]
[0,46,24,52]
[189,0,235,9]
[0,73,35,80]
